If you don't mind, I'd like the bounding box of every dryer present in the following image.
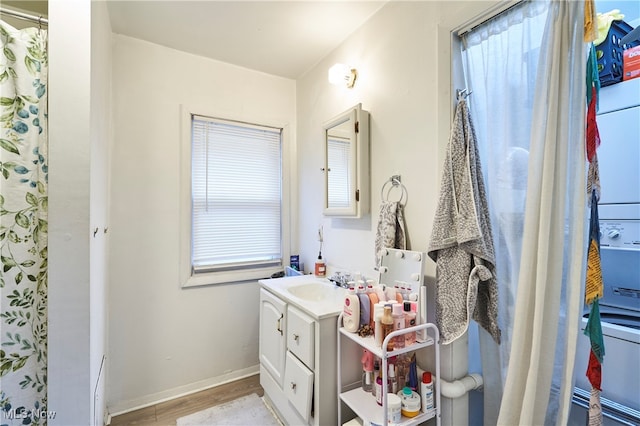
[572,209,640,425]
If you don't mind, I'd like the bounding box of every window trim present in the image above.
[179,104,291,287]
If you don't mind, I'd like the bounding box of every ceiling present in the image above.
[2,1,386,79]
[8,1,634,79]
[106,1,387,79]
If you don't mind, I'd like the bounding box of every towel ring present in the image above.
[381,175,408,206]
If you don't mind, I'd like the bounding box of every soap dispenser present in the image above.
[314,254,326,277]
[314,226,326,277]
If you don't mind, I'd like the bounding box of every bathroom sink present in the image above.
[287,282,335,301]
[260,275,346,319]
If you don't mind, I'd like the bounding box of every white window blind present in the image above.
[327,137,352,208]
[191,115,282,273]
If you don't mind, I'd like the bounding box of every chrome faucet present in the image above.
[328,271,352,288]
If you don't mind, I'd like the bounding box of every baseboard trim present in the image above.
[107,365,260,417]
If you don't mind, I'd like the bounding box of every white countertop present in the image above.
[259,274,346,320]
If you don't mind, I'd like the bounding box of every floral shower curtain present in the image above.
[0,20,48,424]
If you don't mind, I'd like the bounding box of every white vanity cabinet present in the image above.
[259,288,287,386]
[259,286,343,426]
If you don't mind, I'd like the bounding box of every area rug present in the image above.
[176,393,282,426]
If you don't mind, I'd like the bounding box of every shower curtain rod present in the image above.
[0,7,48,25]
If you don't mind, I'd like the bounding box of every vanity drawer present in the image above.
[287,306,315,369]
[284,350,314,423]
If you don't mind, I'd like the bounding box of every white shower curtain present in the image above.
[463,0,587,424]
[0,20,48,424]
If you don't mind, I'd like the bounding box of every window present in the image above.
[183,113,287,286]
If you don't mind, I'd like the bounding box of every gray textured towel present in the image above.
[375,201,406,267]
[427,100,501,345]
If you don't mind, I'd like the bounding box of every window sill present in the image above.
[182,266,283,288]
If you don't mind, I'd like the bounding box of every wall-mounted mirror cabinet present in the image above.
[323,104,369,218]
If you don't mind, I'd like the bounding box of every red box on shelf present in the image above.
[623,45,640,81]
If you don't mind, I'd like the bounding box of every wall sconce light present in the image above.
[328,63,358,88]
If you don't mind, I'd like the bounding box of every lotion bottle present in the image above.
[343,287,360,332]
[358,291,371,329]
[421,372,434,412]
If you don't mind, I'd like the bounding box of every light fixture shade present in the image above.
[328,63,357,88]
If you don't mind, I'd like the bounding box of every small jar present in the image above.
[398,387,421,418]
[387,393,402,423]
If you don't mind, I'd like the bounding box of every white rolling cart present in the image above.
[337,314,441,426]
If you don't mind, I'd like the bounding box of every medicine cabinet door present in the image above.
[323,104,369,218]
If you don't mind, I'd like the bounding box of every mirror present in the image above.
[379,248,428,340]
[323,104,369,217]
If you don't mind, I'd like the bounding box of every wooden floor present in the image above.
[109,375,264,426]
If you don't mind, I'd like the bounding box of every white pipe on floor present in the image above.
[439,373,483,399]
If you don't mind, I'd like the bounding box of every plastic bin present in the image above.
[596,20,640,86]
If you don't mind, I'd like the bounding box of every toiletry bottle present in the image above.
[420,372,434,412]
[375,376,383,406]
[393,283,401,301]
[366,283,376,321]
[358,290,370,330]
[416,286,427,342]
[392,303,405,349]
[395,354,409,389]
[405,283,413,298]
[367,290,379,329]
[381,305,394,351]
[388,363,398,394]
[408,353,418,391]
[375,285,387,302]
[385,286,396,303]
[343,287,360,332]
[404,301,416,346]
[361,349,374,393]
[372,360,380,398]
[374,303,384,347]
[314,254,326,277]
[366,279,375,290]
[395,286,405,304]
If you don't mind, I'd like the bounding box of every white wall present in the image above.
[296,2,498,424]
[90,2,112,425]
[49,1,112,424]
[107,35,296,414]
[297,0,497,277]
[48,0,92,424]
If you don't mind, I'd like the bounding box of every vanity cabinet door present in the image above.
[259,289,287,387]
[284,351,314,423]
[287,306,315,369]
